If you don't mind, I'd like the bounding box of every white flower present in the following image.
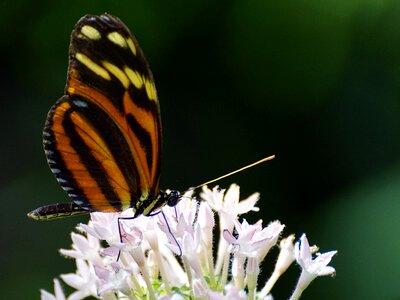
[95,264,132,296]
[60,259,99,299]
[223,219,284,258]
[41,279,66,300]
[79,212,122,248]
[60,232,104,267]
[295,234,337,276]
[289,234,337,300]
[259,235,296,298]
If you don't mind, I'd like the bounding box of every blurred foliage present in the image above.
[1,0,400,299]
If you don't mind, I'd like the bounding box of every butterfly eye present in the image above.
[166,190,180,207]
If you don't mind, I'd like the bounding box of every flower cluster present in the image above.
[41,184,337,300]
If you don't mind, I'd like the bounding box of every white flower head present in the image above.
[40,185,337,300]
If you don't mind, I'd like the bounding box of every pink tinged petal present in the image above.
[222,229,237,244]
[94,266,110,281]
[237,221,258,241]
[102,246,119,257]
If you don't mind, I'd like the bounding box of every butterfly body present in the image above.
[28,14,179,220]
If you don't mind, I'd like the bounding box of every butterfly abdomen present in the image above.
[27,202,89,220]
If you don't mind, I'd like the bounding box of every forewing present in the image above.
[43,14,162,212]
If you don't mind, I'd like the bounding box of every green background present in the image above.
[1,0,400,299]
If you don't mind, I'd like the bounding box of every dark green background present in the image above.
[2,1,400,299]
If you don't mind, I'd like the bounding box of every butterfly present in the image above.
[27,14,274,221]
[28,14,182,220]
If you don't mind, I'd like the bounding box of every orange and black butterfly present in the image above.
[28,14,181,220]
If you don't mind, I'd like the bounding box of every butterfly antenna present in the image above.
[191,155,275,190]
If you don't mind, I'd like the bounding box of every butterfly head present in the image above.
[164,189,181,207]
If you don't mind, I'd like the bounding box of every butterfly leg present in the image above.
[160,210,182,257]
[116,215,136,261]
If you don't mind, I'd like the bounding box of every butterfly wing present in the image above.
[43,14,162,212]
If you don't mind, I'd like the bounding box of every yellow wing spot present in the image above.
[81,25,101,40]
[107,31,127,48]
[124,67,143,89]
[76,53,111,80]
[127,38,137,56]
[144,78,158,101]
[103,62,130,89]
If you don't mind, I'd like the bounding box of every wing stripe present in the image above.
[70,60,126,111]
[126,113,153,174]
[44,101,92,210]
[62,108,122,211]
[68,96,143,198]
